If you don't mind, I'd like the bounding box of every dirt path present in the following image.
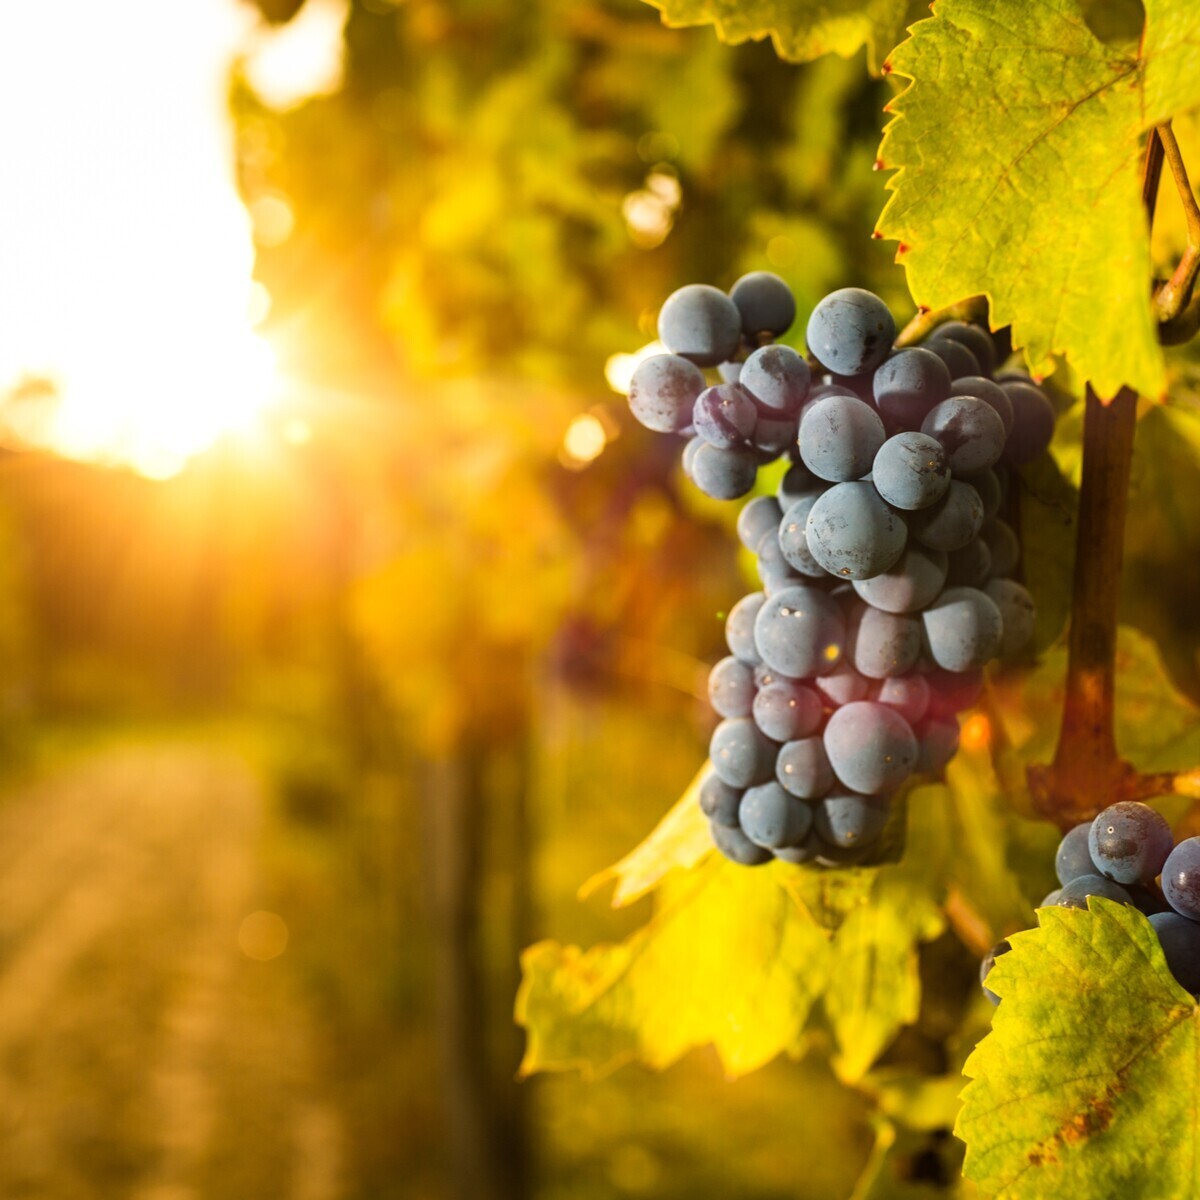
[0,742,344,1199]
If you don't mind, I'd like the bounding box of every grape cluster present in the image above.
[625,274,1055,869]
[981,802,1200,1001]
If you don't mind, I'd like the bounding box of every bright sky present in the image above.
[0,0,346,478]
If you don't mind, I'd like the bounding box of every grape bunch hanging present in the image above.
[625,274,1057,868]
[981,803,1200,1001]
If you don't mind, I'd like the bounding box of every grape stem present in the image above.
[1154,122,1200,326]
[1026,132,1167,826]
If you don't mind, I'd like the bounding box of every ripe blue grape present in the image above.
[709,717,777,788]
[776,737,835,800]
[752,681,823,742]
[923,337,980,380]
[1002,382,1056,466]
[922,586,1004,671]
[1040,889,1064,907]
[872,347,952,432]
[823,700,918,794]
[871,432,950,511]
[1055,822,1097,886]
[850,605,922,679]
[753,584,845,677]
[740,343,811,414]
[851,544,947,614]
[798,394,886,482]
[920,396,1006,475]
[1089,802,1174,885]
[628,354,707,433]
[1056,874,1132,909]
[755,529,801,593]
[1164,838,1200,920]
[984,519,1020,578]
[658,284,742,367]
[710,820,773,866]
[699,769,742,826]
[805,288,895,376]
[708,655,755,719]
[1149,912,1200,992]
[814,663,871,707]
[872,673,931,724]
[690,441,758,499]
[730,271,797,338]
[681,435,703,478]
[737,495,783,550]
[931,321,996,377]
[984,578,1036,657]
[944,537,992,588]
[907,480,984,552]
[693,383,756,449]
[950,376,1013,435]
[725,591,765,665]
[814,791,889,849]
[778,496,829,578]
[915,715,959,775]
[805,482,907,579]
[980,938,1011,1006]
[740,781,812,848]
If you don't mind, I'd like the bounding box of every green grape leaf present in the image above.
[643,0,927,73]
[957,899,1200,1198]
[877,0,1200,400]
[518,787,949,1081]
[517,858,833,1079]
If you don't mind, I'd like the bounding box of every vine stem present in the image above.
[1026,132,1165,827]
[1154,122,1200,323]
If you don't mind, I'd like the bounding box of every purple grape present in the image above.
[658,284,742,367]
[753,681,823,742]
[709,717,777,788]
[710,820,773,866]
[805,288,895,376]
[922,586,1004,671]
[708,655,755,719]
[1088,802,1173,886]
[628,353,707,433]
[753,584,845,678]
[823,701,918,794]
[851,544,948,614]
[1165,838,1200,920]
[776,737,836,800]
[740,781,812,848]
[1055,822,1096,886]
[799,394,887,483]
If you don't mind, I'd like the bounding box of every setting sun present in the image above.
[0,1,344,479]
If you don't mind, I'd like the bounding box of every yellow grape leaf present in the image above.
[958,899,1200,1198]
[517,858,833,1079]
[643,0,927,73]
[878,0,1200,400]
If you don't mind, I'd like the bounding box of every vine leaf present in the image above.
[643,0,927,73]
[877,0,1200,401]
[517,784,949,1081]
[957,899,1200,1198]
[516,858,833,1079]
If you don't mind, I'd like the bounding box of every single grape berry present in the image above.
[709,717,777,788]
[753,584,845,678]
[778,496,829,578]
[798,394,886,483]
[984,578,1036,658]
[708,655,755,719]
[628,354,707,433]
[699,769,742,827]
[740,780,812,849]
[872,347,952,432]
[725,592,766,665]
[851,544,948,614]
[658,284,742,367]
[922,586,1004,672]
[944,537,992,588]
[1163,838,1200,920]
[823,701,918,795]
[984,519,1020,578]
[1055,822,1097,886]
[813,663,871,707]
[752,681,823,742]
[920,396,1006,475]
[930,321,996,377]
[923,338,980,380]
[850,605,922,680]
[777,461,823,509]
[1002,382,1056,466]
[1056,874,1132,909]
[871,432,950,511]
[693,384,756,449]
[907,480,985,553]
[872,674,931,724]
[966,468,1002,522]
[805,482,907,580]
[805,287,895,376]
[710,820,773,866]
[950,376,1013,434]
[814,791,889,850]
[740,343,811,414]
[776,737,835,800]
[737,495,783,551]
[1149,912,1200,993]
[690,442,758,500]
[729,271,797,338]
